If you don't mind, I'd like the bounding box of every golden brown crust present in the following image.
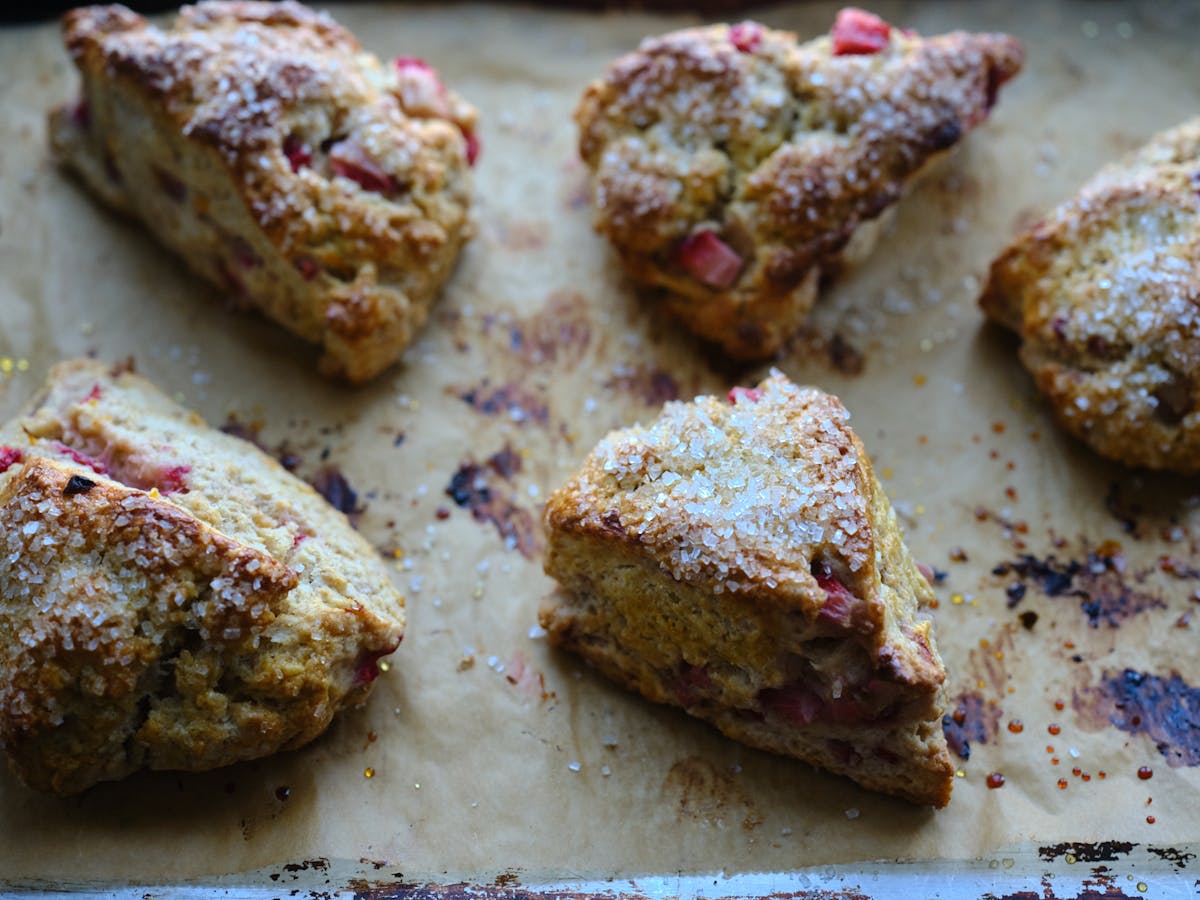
[576,16,1023,359]
[541,371,952,806]
[50,2,477,382]
[980,119,1200,473]
[0,360,405,793]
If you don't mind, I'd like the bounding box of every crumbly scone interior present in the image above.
[542,371,951,805]
[980,118,1200,471]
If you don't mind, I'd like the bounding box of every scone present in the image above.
[576,8,1023,359]
[981,119,1200,473]
[49,2,477,383]
[540,371,952,806]
[0,360,405,794]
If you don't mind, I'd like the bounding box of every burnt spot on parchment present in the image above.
[942,692,1002,760]
[604,364,680,407]
[991,543,1166,628]
[445,445,540,559]
[787,328,867,378]
[311,465,364,524]
[456,380,549,426]
[661,756,761,831]
[505,291,592,367]
[1074,669,1200,768]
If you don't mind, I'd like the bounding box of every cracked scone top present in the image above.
[981,118,1200,473]
[49,1,477,382]
[541,371,953,806]
[576,9,1023,359]
[0,360,405,794]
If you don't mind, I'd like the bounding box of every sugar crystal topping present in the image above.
[579,371,870,593]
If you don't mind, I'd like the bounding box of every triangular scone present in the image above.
[541,371,952,806]
[576,9,1023,359]
[0,360,404,794]
[981,118,1200,473]
[49,2,476,383]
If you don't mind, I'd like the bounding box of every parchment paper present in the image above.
[2,0,1200,885]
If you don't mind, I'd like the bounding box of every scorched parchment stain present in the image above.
[991,544,1166,628]
[942,691,1002,761]
[445,445,540,559]
[456,380,549,426]
[1074,669,1200,767]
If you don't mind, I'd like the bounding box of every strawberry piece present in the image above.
[729,21,764,53]
[83,384,102,403]
[50,441,108,475]
[352,639,401,687]
[283,134,312,172]
[814,566,857,627]
[329,140,396,194]
[825,694,870,724]
[674,231,743,290]
[394,56,450,118]
[759,684,823,726]
[463,129,481,166]
[231,236,261,269]
[294,256,320,281]
[71,99,90,130]
[674,662,712,707]
[292,532,310,549]
[0,446,23,474]
[832,8,891,56]
[157,464,190,494]
[727,386,763,404]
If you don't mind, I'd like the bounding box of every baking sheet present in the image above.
[2,0,1200,892]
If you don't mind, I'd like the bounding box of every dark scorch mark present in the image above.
[457,381,549,426]
[942,691,1001,760]
[311,465,364,524]
[992,547,1165,627]
[605,364,680,406]
[445,445,539,559]
[1075,669,1200,768]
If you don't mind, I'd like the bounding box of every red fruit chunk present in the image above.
[283,134,312,172]
[50,441,108,474]
[463,129,481,166]
[759,684,822,726]
[294,256,320,281]
[727,386,763,404]
[674,662,712,707]
[352,639,401,687]
[814,566,857,627]
[71,99,90,130]
[329,140,396,194]
[825,694,870,724]
[157,464,190,494]
[729,21,763,53]
[292,532,310,548]
[231,236,261,269]
[832,7,891,56]
[394,56,450,117]
[674,231,743,290]
[0,446,23,474]
[394,55,434,74]
[83,383,102,403]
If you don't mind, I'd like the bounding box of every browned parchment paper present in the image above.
[2,0,1200,884]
